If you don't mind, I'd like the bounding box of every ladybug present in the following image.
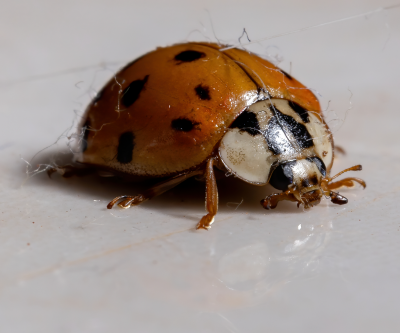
[74,42,365,230]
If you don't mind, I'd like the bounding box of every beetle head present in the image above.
[262,160,364,210]
[266,157,326,209]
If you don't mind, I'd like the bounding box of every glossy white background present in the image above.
[1,0,400,332]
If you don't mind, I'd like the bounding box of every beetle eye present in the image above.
[269,162,295,191]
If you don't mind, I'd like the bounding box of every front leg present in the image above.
[196,158,219,230]
[260,192,298,210]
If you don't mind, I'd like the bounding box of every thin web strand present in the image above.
[220,4,400,51]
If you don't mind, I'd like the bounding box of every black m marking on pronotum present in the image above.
[288,101,310,123]
[117,132,135,164]
[230,111,261,136]
[266,105,313,154]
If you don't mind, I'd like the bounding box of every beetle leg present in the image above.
[107,194,147,209]
[196,158,218,230]
[260,192,298,210]
[330,191,348,205]
[327,177,366,191]
[107,171,201,210]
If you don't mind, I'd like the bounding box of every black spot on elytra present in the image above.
[81,121,90,152]
[121,75,149,108]
[266,105,313,155]
[230,111,260,136]
[306,156,327,177]
[269,161,296,191]
[195,84,211,100]
[117,132,135,164]
[281,70,293,80]
[171,118,195,132]
[175,50,206,63]
[289,101,310,123]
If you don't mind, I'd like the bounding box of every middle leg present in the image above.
[196,158,219,230]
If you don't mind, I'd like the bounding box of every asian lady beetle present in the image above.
[74,42,365,230]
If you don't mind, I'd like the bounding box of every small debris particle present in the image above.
[27,243,30,246]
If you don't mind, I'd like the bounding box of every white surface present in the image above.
[1,0,400,332]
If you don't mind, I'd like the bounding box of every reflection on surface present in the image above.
[218,242,269,287]
[131,216,333,311]
[215,221,332,303]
